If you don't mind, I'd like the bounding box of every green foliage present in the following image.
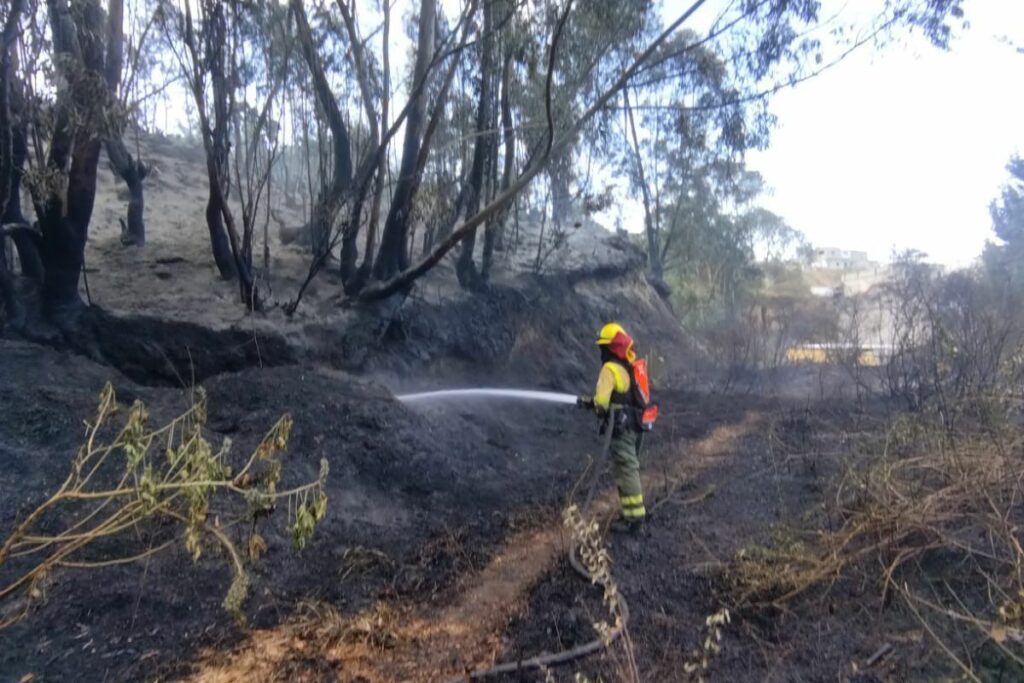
[985,157,1024,285]
[660,176,804,325]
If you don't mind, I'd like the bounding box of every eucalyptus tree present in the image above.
[159,0,288,309]
[0,0,128,321]
[229,1,293,291]
[617,0,965,294]
[986,157,1024,285]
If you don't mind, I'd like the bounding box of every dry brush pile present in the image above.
[717,401,1024,679]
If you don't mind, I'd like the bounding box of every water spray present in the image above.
[396,388,578,405]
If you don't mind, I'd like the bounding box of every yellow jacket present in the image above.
[594,361,631,413]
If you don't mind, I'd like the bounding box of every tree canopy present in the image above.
[0,0,967,323]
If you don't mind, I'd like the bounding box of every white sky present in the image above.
[738,0,1024,266]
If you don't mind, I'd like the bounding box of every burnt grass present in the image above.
[0,273,690,681]
[498,398,986,683]
[0,282,992,682]
[0,339,592,681]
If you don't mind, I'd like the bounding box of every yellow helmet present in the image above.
[596,322,627,346]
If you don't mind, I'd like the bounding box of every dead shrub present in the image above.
[701,296,839,393]
[294,599,400,653]
[882,255,1024,428]
[717,411,1024,679]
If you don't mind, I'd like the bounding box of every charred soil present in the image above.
[1,137,981,683]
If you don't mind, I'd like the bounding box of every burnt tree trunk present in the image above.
[107,140,147,246]
[3,111,42,280]
[37,0,106,317]
[2,117,26,225]
[0,0,24,322]
[351,0,391,292]
[372,0,435,282]
[205,181,237,280]
[336,0,384,291]
[455,0,496,290]
[206,3,253,303]
[104,0,147,246]
[338,177,368,286]
[291,0,353,264]
[180,0,259,303]
[199,65,237,280]
[481,51,514,283]
[2,57,40,281]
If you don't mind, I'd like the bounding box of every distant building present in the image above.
[809,285,839,298]
[812,247,872,271]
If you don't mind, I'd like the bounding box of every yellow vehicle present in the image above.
[785,343,885,367]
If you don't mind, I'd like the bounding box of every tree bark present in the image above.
[352,0,391,291]
[207,2,254,303]
[5,226,43,280]
[290,0,353,261]
[107,139,147,245]
[481,51,514,282]
[205,187,237,280]
[194,8,237,281]
[455,0,496,290]
[372,0,435,281]
[104,0,147,246]
[179,0,258,303]
[0,0,24,322]
[3,116,41,285]
[2,118,26,225]
[31,0,106,317]
[623,87,662,281]
[335,0,380,286]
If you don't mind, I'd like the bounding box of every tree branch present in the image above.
[356,0,709,301]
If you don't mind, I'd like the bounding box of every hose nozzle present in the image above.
[576,395,595,410]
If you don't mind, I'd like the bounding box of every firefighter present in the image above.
[578,322,646,530]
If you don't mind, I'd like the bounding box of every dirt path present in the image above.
[188,412,762,682]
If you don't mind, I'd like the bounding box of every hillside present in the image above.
[3,138,1015,683]
[67,133,698,388]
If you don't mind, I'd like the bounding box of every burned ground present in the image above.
[0,271,991,683]
[0,265,693,682]
[0,319,911,683]
[2,308,1004,682]
[1,138,1007,683]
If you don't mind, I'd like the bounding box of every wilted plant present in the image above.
[0,382,329,628]
[563,504,624,643]
[294,598,399,654]
[682,608,731,682]
[563,504,639,683]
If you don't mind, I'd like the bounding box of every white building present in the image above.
[811,247,872,271]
